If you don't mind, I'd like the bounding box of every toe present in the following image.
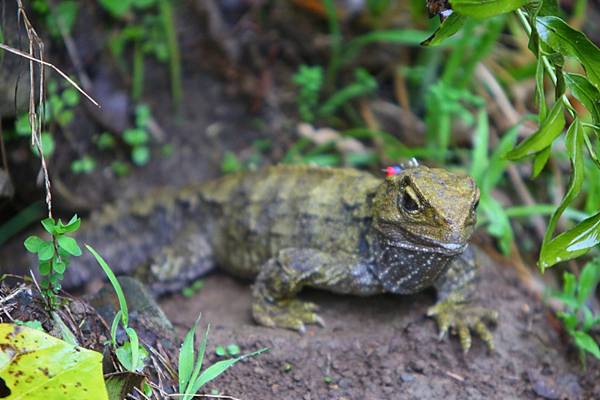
[457,322,471,353]
[474,321,495,351]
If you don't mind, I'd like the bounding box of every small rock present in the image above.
[400,373,415,383]
[407,360,426,374]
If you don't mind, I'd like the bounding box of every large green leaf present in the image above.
[506,100,565,160]
[449,0,530,18]
[539,211,600,269]
[421,13,467,46]
[541,119,584,247]
[536,16,600,89]
[565,73,600,124]
[0,323,108,399]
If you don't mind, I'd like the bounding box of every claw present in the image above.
[427,299,497,353]
[252,296,325,332]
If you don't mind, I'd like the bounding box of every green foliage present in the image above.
[177,316,267,400]
[12,80,81,159]
[71,155,97,174]
[32,0,79,38]
[551,258,600,363]
[122,104,153,166]
[24,215,82,308]
[292,65,324,123]
[293,66,377,123]
[425,0,600,270]
[86,245,148,373]
[103,0,182,107]
[181,279,204,298]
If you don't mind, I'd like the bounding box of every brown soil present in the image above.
[161,250,600,400]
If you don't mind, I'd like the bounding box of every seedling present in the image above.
[178,316,267,400]
[24,215,82,309]
[181,280,204,298]
[550,258,600,365]
[86,245,148,373]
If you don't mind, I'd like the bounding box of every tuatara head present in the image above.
[372,164,479,255]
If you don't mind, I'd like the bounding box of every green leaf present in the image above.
[539,211,600,269]
[506,100,565,160]
[179,315,201,393]
[421,13,467,47]
[15,114,31,136]
[0,323,108,399]
[39,261,51,276]
[539,120,585,269]
[470,109,489,185]
[62,215,81,233]
[86,245,130,326]
[123,128,148,146]
[449,0,530,18]
[565,73,600,124]
[37,242,55,261]
[135,104,151,128]
[53,260,66,274]
[557,311,578,331]
[481,123,519,194]
[58,236,82,256]
[536,16,600,89]
[572,330,600,359]
[41,217,56,234]
[24,236,44,253]
[61,88,80,107]
[564,271,577,298]
[190,349,268,394]
[226,344,241,356]
[215,345,226,357]
[531,146,551,177]
[98,0,131,17]
[535,54,547,121]
[578,259,600,306]
[184,324,210,398]
[132,146,150,166]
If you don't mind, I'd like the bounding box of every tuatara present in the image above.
[69,162,497,352]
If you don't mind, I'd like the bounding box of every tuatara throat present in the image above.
[69,163,497,352]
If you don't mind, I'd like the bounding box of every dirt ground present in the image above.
[160,250,599,400]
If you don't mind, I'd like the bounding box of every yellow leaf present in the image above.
[0,323,108,399]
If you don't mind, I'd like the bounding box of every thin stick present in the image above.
[0,42,99,107]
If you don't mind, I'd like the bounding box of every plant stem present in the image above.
[515,9,575,117]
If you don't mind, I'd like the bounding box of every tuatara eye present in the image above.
[400,191,420,213]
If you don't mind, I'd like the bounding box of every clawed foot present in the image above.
[252,297,325,334]
[427,297,498,353]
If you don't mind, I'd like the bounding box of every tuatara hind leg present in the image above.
[252,248,381,333]
[428,246,498,353]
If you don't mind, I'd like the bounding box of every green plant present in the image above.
[31,0,79,38]
[102,0,182,107]
[11,80,81,159]
[122,104,153,166]
[551,258,600,364]
[86,245,148,372]
[424,0,600,271]
[71,155,97,174]
[177,316,267,400]
[23,215,82,309]
[293,66,378,123]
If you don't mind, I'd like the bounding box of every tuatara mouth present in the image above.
[382,227,467,256]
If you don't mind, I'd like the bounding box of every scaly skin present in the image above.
[69,164,496,352]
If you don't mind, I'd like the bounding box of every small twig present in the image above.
[0,42,99,107]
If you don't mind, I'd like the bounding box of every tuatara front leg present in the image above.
[252,248,382,333]
[427,246,498,353]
